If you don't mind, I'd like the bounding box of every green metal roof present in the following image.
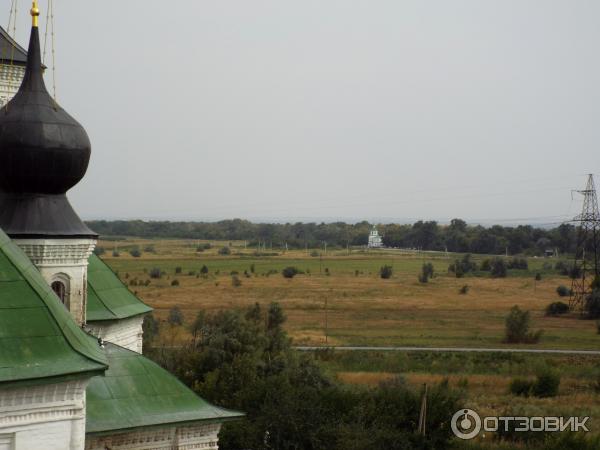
[87,253,152,322]
[0,229,108,386]
[86,343,244,434]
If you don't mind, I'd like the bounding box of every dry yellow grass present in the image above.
[99,238,599,349]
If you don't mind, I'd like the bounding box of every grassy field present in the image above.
[98,238,599,350]
[98,237,600,440]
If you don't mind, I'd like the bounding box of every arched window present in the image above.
[51,281,68,307]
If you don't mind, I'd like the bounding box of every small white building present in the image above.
[368,225,383,248]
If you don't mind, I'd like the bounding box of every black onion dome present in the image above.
[0,24,95,238]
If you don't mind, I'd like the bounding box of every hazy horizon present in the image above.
[4,1,600,225]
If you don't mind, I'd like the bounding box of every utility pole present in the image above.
[324,296,328,344]
[417,384,427,436]
[569,174,600,311]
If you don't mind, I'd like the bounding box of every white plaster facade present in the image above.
[0,63,25,107]
[85,423,221,450]
[0,379,89,450]
[13,238,96,325]
[87,315,145,354]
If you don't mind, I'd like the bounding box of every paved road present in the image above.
[294,346,600,355]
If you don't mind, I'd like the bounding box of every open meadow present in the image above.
[98,238,599,350]
[97,238,600,438]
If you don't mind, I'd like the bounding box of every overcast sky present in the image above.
[6,1,600,224]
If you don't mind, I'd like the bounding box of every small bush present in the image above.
[250,264,255,274]
[504,305,542,343]
[585,289,600,319]
[509,378,533,397]
[144,245,155,253]
[231,275,242,287]
[532,370,560,398]
[310,250,319,257]
[200,265,209,275]
[175,266,182,274]
[419,263,434,283]
[149,268,162,279]
[112,250,120,257]
[171,279,180,286]
[94,246,105,256]
[490,257,507,278]
[545,301,569,316]
[325,268,330,276]
[380,265,393,279]
[535,273,542,281]
[556,285,571,297]
[480,259,491,271]
[218,246,231,256]
[507,257,528,270]
[459,285,469,295]
[448,254,476,277]
[282,266,299,279]
[167,306,183,326]
[188,271,196,276]
[129,248,142,258]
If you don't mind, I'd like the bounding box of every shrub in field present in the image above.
[175,266,182,274]
[325,268,330,276]
[171,279,180,287]
[509,378,533,397]
[480,259,491,271]
[282,266,299,279]
[585,288,600,319]
[167,306,183,326]
[218,246,231,255]
[144,245,155,253]
[545,301,569,316]
[504,305,542,343]
[129,248,142,258]
[490,257,507,278]
[379,265,393,279]
[149,267,162,279]
[188,271,195,276]
[507,257,528,270]
[535,273,542,281]
[250,264,255,273]
[200,265,209,275]
[231,275,242,287]
[112,250,120,257]
[532,370,560,398]
[310,250,319,257]
[459,285,469,295]
[448,254,476,277]
[419,262,434,283]
[94,246,105,256]
[556,285,571,297]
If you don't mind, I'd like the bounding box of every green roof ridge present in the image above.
[86,343,243,434]
[86,253,152,322]
[0,229,107,385]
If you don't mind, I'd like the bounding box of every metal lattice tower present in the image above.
[569,174,600,311]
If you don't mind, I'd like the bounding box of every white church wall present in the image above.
[86,315,145,354]
[0,64,25,107]
[85,422,221,450]
[13,238,96,325]
[0,379,88,450]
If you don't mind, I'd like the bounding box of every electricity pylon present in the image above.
[569,174,600,311]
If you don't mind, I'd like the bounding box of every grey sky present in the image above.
[7,1,600,224]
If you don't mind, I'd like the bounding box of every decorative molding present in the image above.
[13,239,96,267]
[85,423,221,450]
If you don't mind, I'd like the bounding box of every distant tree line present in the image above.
[86,218,579,256]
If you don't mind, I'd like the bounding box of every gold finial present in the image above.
[31,0,40,28]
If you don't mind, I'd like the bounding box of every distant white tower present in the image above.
[368,225,383,248]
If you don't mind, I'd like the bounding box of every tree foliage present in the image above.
[149,303,461,450]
